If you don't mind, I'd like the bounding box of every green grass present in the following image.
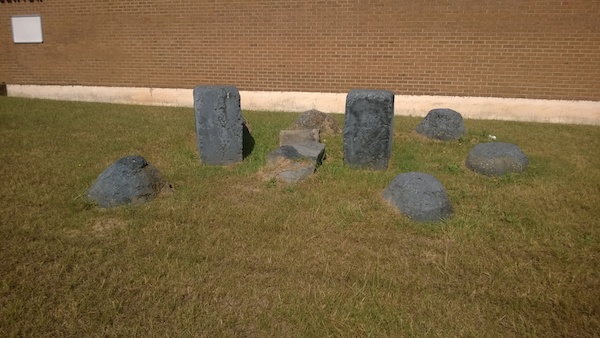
[1,96,599,337]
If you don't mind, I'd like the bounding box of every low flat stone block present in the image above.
[194,85,243,165]
[264,141,326,183]
[279,129,320,146]
[266,141,325,167]
[87,155,172,208]
[466,142,529,176]
[343,89,394,170]
[275,162,316,184]
[290,141,326,165]
[266,145,304,167]
[382,172,452,222]
[416,108,465,141]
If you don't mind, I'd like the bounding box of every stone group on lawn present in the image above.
[87,85,529,224]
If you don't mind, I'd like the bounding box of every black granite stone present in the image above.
[194,85,244,165]
[343,89,395,170]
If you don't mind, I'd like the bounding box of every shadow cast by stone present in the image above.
[242,123,254,159]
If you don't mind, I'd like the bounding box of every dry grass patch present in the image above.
[0,97,599,337]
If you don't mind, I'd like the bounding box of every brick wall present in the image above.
[1,0,599,101]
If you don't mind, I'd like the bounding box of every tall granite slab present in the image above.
[193,85,243,165]
[343,89,395,170]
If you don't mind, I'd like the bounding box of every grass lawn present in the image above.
[0,97,599,337]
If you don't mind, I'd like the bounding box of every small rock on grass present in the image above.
[382,172,452,222]
[415,108,465,141]
[292,109,342,134]
[264,141,325,183]
[466,142,528,176]
[87,155,172,208]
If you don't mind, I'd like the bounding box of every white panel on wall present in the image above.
[11,15,43,44]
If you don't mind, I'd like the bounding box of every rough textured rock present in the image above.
[292,109,341,134]
[466,142,529,176]
[194,85,244,165]
[87,155,172,208]
[267,141,325,167]
[272,161,316,184]
[382,172,453,222]
[279,129,320,146]
[343,89,395,170]
[265,141,325,183]
[416,108,465,141]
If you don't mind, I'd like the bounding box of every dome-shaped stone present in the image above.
[466,142,528,176]
[87,155,172,208]
[382,172,453,222]
[416,108,465,141]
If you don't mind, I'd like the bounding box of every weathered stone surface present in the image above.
[416,108,465,141]
[292,109,341,134]
[87,155,172,208]
[266,141,325,167]
[466,142,529,176]
[343,89,395,170]
[382,172,452,222]
[274,162,316,184]
[193,85,244,165]
[289,141,326,165]
[265,141,325,183]
[266,145,304,166]
[279,129,320,146]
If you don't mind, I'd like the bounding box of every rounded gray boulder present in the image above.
[292,109,341,134]
[416,108,465,141]
[466,142,528,176]
[87,155,172,208]
[382,172,453,222]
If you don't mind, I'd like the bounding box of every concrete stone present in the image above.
[466,142,529,176]
[193,85,244,165]
[382,172,452,222]
[266,141,325,167]
[265,141,325,183]
[274,162,316,184]
[87,155,172,208]
[289,141,326,165]
[343,89,395,170]
[279,129,320,146]
[292,109,341,134]
[416,108,465,141]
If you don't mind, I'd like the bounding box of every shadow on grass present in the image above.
[243,124,255,159]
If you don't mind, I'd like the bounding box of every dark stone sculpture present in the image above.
[415,108,465,141]
[265,141,326,183]
[291,109,341,134]
[382,172,452,222]
[193,85,244,165]
[466,142,529,176]
[87,155,172,208]
[343,89,395,170]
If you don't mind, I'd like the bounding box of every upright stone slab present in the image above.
[343,89,394,170]
[194,85,243,165]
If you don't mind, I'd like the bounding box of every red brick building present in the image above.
[1,1,599,123]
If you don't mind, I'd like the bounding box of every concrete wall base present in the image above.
[7,84,600,125]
